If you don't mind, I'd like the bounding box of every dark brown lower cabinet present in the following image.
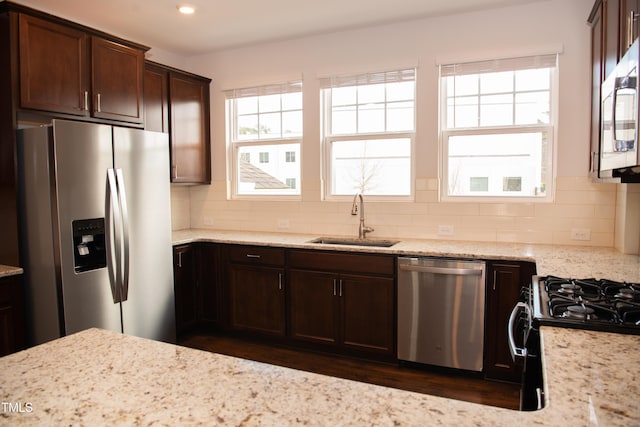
[197,243,221,328]
[289,269,337,345]
[484,261,536,382]
[224,245,286,337]
[228,264,285,336]
[287,250,396,360]
[0,274,25,356]
[173,243,222,337]
[173,245,197,336]
[340,273,394,354]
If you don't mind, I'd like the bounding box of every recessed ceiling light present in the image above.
[177,5,195,14]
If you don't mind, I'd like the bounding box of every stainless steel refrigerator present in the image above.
[17,119,176,346]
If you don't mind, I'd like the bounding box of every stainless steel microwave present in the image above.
[600,39,640,178]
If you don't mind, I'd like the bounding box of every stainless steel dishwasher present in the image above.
[397,257,486,372]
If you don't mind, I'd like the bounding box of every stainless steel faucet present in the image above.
[351,193,374,239]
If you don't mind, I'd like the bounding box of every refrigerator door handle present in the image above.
[105,168,123,303]
[115,168,130,302]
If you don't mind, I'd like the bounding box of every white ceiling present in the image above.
[8,0,539,55]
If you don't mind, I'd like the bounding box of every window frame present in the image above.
[438,56,558,203]
[226,81,303,200]
[320,69,416,201]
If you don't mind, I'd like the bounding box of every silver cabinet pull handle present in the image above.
[97,93,102,113]
[246,254,261,259]
[84,91,89,111]
[339,279,343,297]
[629,10,638,49]
[333,279,337,296]
[278,273,283,290]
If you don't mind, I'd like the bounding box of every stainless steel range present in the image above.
[509,274,640,411]
[533,275,640,335]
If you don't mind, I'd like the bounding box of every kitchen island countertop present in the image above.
[0,327,638,426]
[173,229,640,282]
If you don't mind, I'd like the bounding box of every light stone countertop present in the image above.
[0,327,638,426]
[172,229,640,282]
[0,265,23,278]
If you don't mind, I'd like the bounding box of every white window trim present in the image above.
[438,58,558,204]
[225,81,303,201]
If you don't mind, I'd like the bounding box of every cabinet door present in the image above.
[620,0,640,57]
[144,64,169,133]
[484,262,536,382]
[91,37,144,124]
[289,269,338,346]
[0,275,25,356]
[18,14,89,116]
[228,264,285,336]
[169,73,211,184]
[173,245,197,336]
[590,1,605,178]
[340,274,395,357]
[198,243,221,327]
[605,0,621,78]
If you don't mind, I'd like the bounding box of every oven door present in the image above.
[508,301,544,411]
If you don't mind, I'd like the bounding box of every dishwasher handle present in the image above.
[398,263,484,276]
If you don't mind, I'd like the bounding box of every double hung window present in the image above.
[440,54,557,201]
[321,69,415,198]
[226,81,302,196]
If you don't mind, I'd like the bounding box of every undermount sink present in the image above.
[308,237,400,248]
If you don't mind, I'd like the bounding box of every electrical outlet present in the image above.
[571,228,591,241]
[277,219,290,230]
[438,225,454,236]
[203,217,214,226]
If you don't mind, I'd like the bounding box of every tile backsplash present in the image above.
[171,176,639,252]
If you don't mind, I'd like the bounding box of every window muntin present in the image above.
[321,69,415,198]
[226,81,302,197]
[440,55,556,201]
[235,92,302,141]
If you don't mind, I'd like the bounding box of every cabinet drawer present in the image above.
[228,245,285,266]
[288,250,394,276]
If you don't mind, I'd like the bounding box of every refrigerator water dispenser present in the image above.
[72,218,106,273]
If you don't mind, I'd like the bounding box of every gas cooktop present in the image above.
[532,275,640,335]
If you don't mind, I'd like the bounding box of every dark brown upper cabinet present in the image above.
[144,61,212,184]
[90,36,144,124]
[144,62,169,133]
[18,14,88,116]
[620,0,640,58]
[169,72,211,184]
[16,12,145,125]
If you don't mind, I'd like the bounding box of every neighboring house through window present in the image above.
[439,54,557,201]
[226,80,302,196]
[320,68,415,198]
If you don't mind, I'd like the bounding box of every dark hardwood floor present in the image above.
[179,332,521,410]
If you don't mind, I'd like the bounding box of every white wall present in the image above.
[171,0,625,248]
